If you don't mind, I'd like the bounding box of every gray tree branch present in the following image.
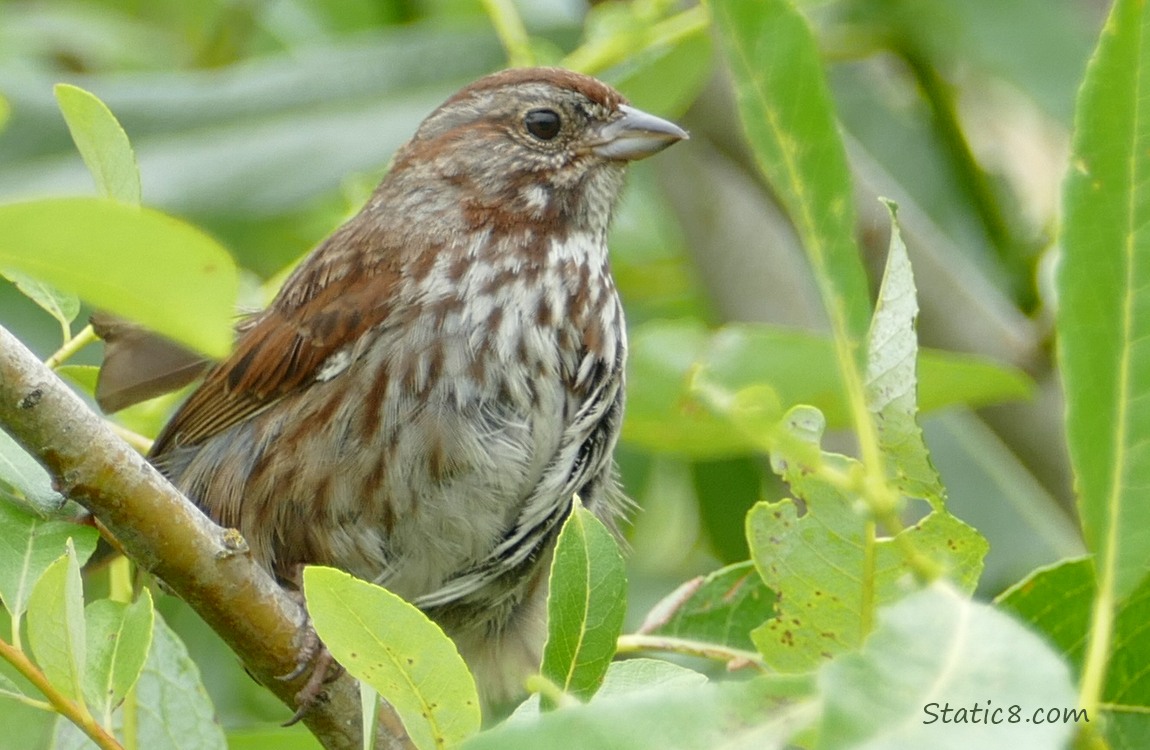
[0,324,373,750]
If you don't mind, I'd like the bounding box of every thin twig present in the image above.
[616,633,768,671]
[0,637,122,750]
[45,324,98,370]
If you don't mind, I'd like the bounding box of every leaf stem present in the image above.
[615,633,768,671]
[563,5,709,75]
[0,689,51,711]
[45,324,97,370]
[1078,573,1114,718]
[480,0,535,68]
[860,520,877,636]
[0,637,122,750]
[525,674,580,710]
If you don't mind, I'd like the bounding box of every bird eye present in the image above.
[524,109,562,141]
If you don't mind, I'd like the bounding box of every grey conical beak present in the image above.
[591,104,689,161]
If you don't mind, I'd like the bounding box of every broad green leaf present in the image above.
[995,558,1094,678]
[748,491,984,671]
[865,202,946,507]
[997,559,1150,747]
[623,320,1033,458]
[83,589,155,723]
[53,611,226,750]
[0,429,65,513]
[303,566,480,750]
[466,674,816,750]
[748,427,986,672]
[711,0,870,344]
[645,561,775,652]
[594,659,708,699]
[624,321,739,456]
[818,585,1079,750]
[540,503,627,707]
[26,540,87,706]
[0,267,80,338]
[692,457,769,563]
[1060,0,1150,601]
[54,84,142,205]
[0,501,97,621]
[507,659,708,723]
[226,728,322,750]
[0,197,237,358]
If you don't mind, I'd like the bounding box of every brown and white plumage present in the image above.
[147,67,686,700]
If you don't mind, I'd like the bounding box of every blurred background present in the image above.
[0,0,1110,741]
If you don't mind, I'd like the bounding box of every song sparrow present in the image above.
[145,67,686,703]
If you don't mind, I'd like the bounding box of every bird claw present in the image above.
[280,645,342,726]
[277,579,345,725]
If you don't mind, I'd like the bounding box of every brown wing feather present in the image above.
[150,223,402,458]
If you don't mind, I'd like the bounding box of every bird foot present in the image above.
[277,572,345,725]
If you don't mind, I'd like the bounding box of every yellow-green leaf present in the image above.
[0,197,236,358]
[55,84,142,205]
[303,566,481,750]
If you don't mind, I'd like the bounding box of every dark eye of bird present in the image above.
[524,109,562,141]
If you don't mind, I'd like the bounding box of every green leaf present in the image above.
[623,320,1033,458]
[0,671,30,703]
[26,539,87,706]
[56,365,101,396]
[54,84,142,205]
[53,610,226,750]
[507,659,708,724]
[818,584,1080,750]
[623,321,741,457]
[0,197,237,358]
[540,503,627,706]
[226,727,322,750]
[466,674,816,750]
[594,659,708,699]
[645,561,775,653]
[0,267,80,338]
[0,429,65,513]
[692,457,769,562]
[226,726,322,750]
[997,559,1150,746]
[0,501,97,622]
[711,0,870,344]
[995,558,1094,679]
[0,95,9,133]
[83,589,155,723]
[865,201,946,507]
[748,438,986,672]
[303,566,481,750]
[1060,0,1150,601]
